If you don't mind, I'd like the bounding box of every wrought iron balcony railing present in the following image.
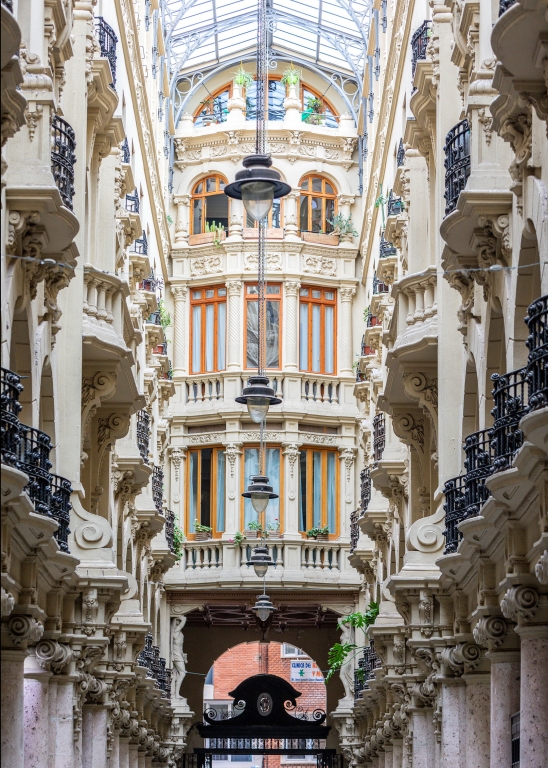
[499,0,516,15]
[121,137,130,164]
[443,118,471,216]
[525,295,547,410]
[373,413,385,462]
[361,336,374,356]
[95,17,118,88]
[147,310,161,325]
[152,465,164,513]
[140,275,162,293]
[125,188,140,214]
[490,367,529,471]
[137,633,171,697]
[397,138,405,167]
[132,230,148,255]
[442,474,466,554]
[373,274,390,295]
[387,190,404,217]
[165,509,175,553]
[366,312,380,328]
[1,368,71,552]
[51,115,76,210]
[349,510,359,553]
[379,233,397,258]
[136,409,150,464]
[360,467,372,515]
[411,20,431,78]
[138,633,155,679]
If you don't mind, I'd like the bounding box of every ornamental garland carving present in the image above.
[186,432,226,445]
[303,255,337,276]
[244,252,283,271]
[299,432,337,445]
[190,254,223,276]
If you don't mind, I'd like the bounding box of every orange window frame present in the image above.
[245,198,284,228]
[299,285,337,374]
[239,444,284,532]
[298,448,339,537]
[186,446,226,539]
[299,175,338,233]
[192,83,233,121]
[244,283,283,370]
[191,175,229,235]
[189,285,227,373]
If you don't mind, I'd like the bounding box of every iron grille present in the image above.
[349,510,359,553]
[373,413,385,462]
[373,274,389,294]
[152,465,164,513]
[132,230,148,255]
[442,474,466,554]
[525,295,547,410]
[165,509,175,553]
[121,137,130,163]
[387,189,404,217]
[138,633,155,678]
[511,712,520,767]
[136,409,150,464]
[397,138,405,167]
[148,310,161,325]
[51,115,76,210]
[463,429,495,518]
[499,0,516,15]
[125,188,139,213]
[443,119,471,216]
[411,20,431,78]
[490,367,529,471]
[49,474,72,553]
[380,233,397,258]
[95,17,118,88]
[1,367,24,466]
[360,467,372,515]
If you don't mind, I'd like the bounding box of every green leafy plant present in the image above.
[167,214,173,226]
[158,299,172,331]
[280,63,302,87]
[267,517,280,533]
[194,520,212,533]
[328,213,359,238]
[204,221,225,246]
[324,642,358,683]
[230,531,246,545]
[306,525,329,538]
[325,602,380,684]
[233,65,254,89]
[246,520,269,537]
[374,182,388,227]
[303,96,325,125]
[172,525,185,560]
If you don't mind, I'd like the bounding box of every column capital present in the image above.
[340,285,357,302]
[227,279,243,295]
[284,280,301,296]
[171,285,188,301]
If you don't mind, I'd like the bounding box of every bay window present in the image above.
[187,447,226,536]
[299,286,336,373]
[242,446,281,531]
[245,283,281,369]
[191,286,226,373]
[299,449,337,534]
[299,175,337,233]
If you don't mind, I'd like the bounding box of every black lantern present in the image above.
[247,544,274,578]
[224,155,290,221]
[242,475,278,514]
[235,375,281,423]
[252,592,275,623]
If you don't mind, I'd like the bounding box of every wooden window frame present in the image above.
[186,446,226,539]
[244,282,283,370]
[300,84,339,122]
[192,84,232,123]
[244,197,284,229]
[191,174,229,235]
[298,175,338,233]
[299,285,337,375]
[239,444,284,532]
[298,447,339,537]
[189,285,227,374]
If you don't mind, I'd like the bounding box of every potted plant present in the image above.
[302,229,339,246]
[281,63,302,88]
[306,525,330,541]
[194,520,212,541]
[328,213,359,240]
[172,525,185,561]
[233,64,254,90]
[302,96,324,125]
[245,520,266,539]
[228,531,246,546]
[267,519,282,538]
[189,221,226,246]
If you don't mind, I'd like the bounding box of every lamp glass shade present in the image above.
[250,492,270,514]
[256,605,271,622]
[247,397,270,424]
[252,593,275,623]
[241,180,274,222]
[253,561,269,578]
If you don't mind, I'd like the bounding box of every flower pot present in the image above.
[244,530,259,539]
[188,231,226,247]
[302,232,339,246]
[194,531,211,541]
[309,533,329,541]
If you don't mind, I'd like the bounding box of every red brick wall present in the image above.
[209,642,326,768]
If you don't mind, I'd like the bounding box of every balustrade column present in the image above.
[339,287,356,374]
[284,281,300,370]
[227,280,243,370]
[172,286,188,376]
[173,195,190,247]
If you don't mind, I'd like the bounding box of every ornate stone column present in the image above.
[119,736,130,768]
[226,280,243,370]
[339,286,356,374]
[284,281,300,370]
[173,195,190,247]
[282,443,300,537]
[171,285,188,377]
[223,443,243,541]
[284,190,300,240]
[338,447,356,537]
[412,708,435,768]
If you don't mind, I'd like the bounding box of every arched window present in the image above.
[301,86,338,128]
[299,175,337,233]
[193,86,230,126]
[191,175,229,234]
[245,198,283,229]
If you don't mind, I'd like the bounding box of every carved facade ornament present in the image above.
[226,279,243,295]
[303,255,337,277]
[441,642,483,677]
[1,588,15,617]
[500,105,533,167]
[35,639,72,673]
[477,107,493,145]
[473,615,508,650]
[392,412,425,450]
[244,252,283,271]
[171,447,184,481]
[7,615,44,647]
[535,550,548,585]
[339,447,357,483]
[282,444,300,478]
[190,254,222,276]
[501,584,539,622]
[186,432,226,445]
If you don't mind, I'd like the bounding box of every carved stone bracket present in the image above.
[501,584,539,623]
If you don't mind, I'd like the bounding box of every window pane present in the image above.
[325,305,334,374]
[325,291,334,300]
[299,303,308,370]
[312,290,321,299]
[325,198,335,231]
[312,177,322,192]
[327,452,336,532]
[266,300,280,368]
[201,448,211,528]
[219,178,225,190]
[192,306,202,372]
[217,301,226,370]
[272,199,281,228]
[312,304,321,372]
[299,451,307,531]
[195,182,203,194]
[205,289,214,298]
[266,285,280,294]
[300,196,308,230]
[205,304,214,371]
[193,290,202,299]
[300,288,309,297]
[189,453,198,532]
[313,452,322,527]
[311,198,321,232]
[325,182,334,194]
[266,448,280,529]
[206,177,216,192]
[244,448,259,527]
[246,301,259,368]
[216,451,225,532]
[205,193,228,230]
[301,178,309,191]
[193,197,203,234]
[247,285,259,294]
[218,288,227,296]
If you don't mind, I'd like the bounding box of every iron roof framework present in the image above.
[162,0,372,126]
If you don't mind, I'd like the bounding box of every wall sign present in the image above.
[290,660,324,682]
